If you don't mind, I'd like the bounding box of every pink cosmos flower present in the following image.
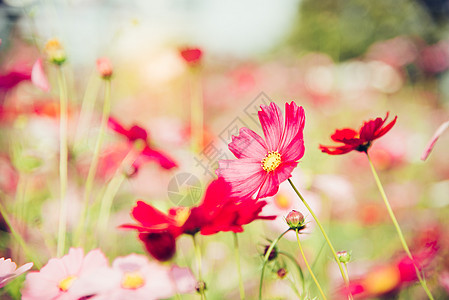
[0,258,33,288]
[22,248,108,300]
[70,254,196,300]
[217,101,305,199]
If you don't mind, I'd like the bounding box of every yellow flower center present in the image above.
[261,151,282,172]
[121,271,145,289]
[274,194,291,210]
[58,275,77,292]
[172,207,191,227]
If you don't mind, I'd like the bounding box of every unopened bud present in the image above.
[195,281,206,294]
[277,268,287,279]
[337,251,351,264]
[263,245,278,261]
[45,38,66,65]
[96,57,113,79]
[286,210,305,230]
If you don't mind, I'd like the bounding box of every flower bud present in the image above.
[179,47,202,65]
[45,38,66,65]
[96,57,113,79]
[263,245,278,261]
[337,251,351,264]
[286,210,305,229]
[195,280,206,294]
[277,268,287,279]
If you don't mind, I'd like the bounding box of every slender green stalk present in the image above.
[97,149,137,236]
[0,202,41,268]
[56,66,68,257]
[259,229,290,300]
[288,179,353,300]
[189,68,203,153]
[233,233,245,300]
[75,79,111,246]
[278,251,305,293]
[343,263,350,283]
[192,234,206,300]
[366,154,434,300]
[296,229,327,300]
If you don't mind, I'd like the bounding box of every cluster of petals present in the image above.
[21,248,195,300]
[121,178,276,261]
[216,101,305,200]
[108,117,178,174]
[319,112,397,155]
[0,257,33,288]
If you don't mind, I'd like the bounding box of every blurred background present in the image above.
[1,0,449,299]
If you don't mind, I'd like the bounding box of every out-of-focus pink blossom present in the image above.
[22,248,108,300]
[418,41,449,74]
[0,258,33,288]
[179,47,203,65]
[366,36,418,68]
[0,64,31,91]
[31,59,50,92]
[70,254,196,300]
[421,120,449,161]
[96,57,113,79]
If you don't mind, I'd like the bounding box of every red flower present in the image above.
[179,47,203,65]
[108,117,177,173]
[121,178,275,261]
[0,65,31,91]
[216,102,305,200]
[319,113,397,155]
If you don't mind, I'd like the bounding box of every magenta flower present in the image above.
[0,258,33,288]
[217,102,305,199]
[22,248,108,300]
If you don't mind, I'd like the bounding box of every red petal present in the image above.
[258,103,284,151]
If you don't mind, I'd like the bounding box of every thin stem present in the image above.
[75,79,111,246]
[295,229,327,300]
[259,229,290,300]
[288,178,353,300]
[233,233,245,300]
[279,251,305,294]
[56,66,68,257]
[343,263,350,283]
[189,68,203,153]
[0,202,41,268]
[192,234,206,300]
[366,153,434,300]
[97,149,137,237]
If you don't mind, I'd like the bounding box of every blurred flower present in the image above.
[0,154,19,194]
[72,254,195,300]
[417,41,449,74]
[217,102,305,199]
[121,178,275,261]
[45,38,66,65]
[31,59,50,92]
[0,64,31,91]
[96,57,113,79]
[337,251,351,264]
[108,117,178,174]
[341,248,436,299]
[319,112,397,155]
[0,258,33,288]
[22,248,108,300]
[179,47,203,65]
[421,120,449,161]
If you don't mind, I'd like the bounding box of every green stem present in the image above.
[296,229,327,300]
[56,66,68,257]
[343,263,350,283]
[192,234,206,300]
[366,153,434,300]
[279,251,305,294]
[0,202,41,268]
[75,79,111,246]
[259,229,290,300]
[233,233,245,300]
[288,178,352,300]
[189,68,203,153]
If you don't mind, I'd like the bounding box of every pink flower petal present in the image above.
[257,173,279,199]
[170,266,196,294]
[217,158,265,199]
[421,120,449,161]
[258,103,284,151]
[279,102,305,155]
[31,59,50,92]
[229,127,267,159]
